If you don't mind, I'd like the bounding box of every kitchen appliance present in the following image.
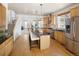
[65,15,73,39]
[65,16,79,55]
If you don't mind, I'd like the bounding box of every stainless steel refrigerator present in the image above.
[65,16,79,55]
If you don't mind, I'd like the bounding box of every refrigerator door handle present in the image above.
[72,21,76,39]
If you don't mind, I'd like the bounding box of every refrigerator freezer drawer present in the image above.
[73,41,79,55]
[65,37,74,52]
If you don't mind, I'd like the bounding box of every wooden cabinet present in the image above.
[50,15,55,25]
[0,40,5,56]
[40,35,50,50]
[0,4,6,27]
[54,31,65,45]
[54,31,58,40]
[71,7,79,17]
[0,36,13,56]
[0,4,3,27]
[0,47,5,56]
[4,39,13,55]
[43,16,49,33]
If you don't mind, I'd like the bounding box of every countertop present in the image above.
[0,32,12,44]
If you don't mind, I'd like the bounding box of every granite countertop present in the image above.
[55,29,65,32]
[0,31,12,44]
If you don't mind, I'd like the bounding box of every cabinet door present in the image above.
[54,31,65,45]
[0,48,5,56]
[58,32,65,45]
[2,6,6,27]
[40,35,50,50]
[0,4,3,27]
[0,4,6,27]
[65,37,74,52]
[54,31,58,40]
[73,41,79,55]
[4,40,13,56]
[71,7,79,17]
[57,32,63,43]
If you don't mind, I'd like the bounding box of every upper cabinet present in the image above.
[43,16,49,32]
[8,10,16,24]
[0,4,6,28]
[50,15,55,25]
[71,6,79,17]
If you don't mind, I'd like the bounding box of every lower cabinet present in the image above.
[73,41,79,55]
[40,35,50,50]
[0,47,5,56]
[65,37,74,52]
[4,40,13,56]
[54,31,58,40]
[0,36,13,56]
[54,31,65,45]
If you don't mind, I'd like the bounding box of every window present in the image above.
[24,21,28,28]
[57,16,65,30]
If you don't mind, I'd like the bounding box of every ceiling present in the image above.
[8,3,74,15]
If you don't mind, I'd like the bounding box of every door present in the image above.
[40,35,50,50]
[0,4,6,28]
[2,5,6,27]
[72,17,79,55]
[0,4,2,27]
[73,17,79,42]
[0,47,5,56]
[65,37,74,52]
[73,41,79,55]
[4,40,13,56]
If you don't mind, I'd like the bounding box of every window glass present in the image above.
[57,16,65,30]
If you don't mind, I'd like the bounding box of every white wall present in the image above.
[13,16,22,40]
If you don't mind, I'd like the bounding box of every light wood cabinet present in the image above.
[71,6,79,17]
[0,36,13,56]
[40,35,50,50]
[43,16,49,33]
[4,39,13,55]
[0,4,3,27]
[0,47,5,56]
[54,31,65,45]
[54,31,58,40]
[50,15,55,25]
[0,4,6,27]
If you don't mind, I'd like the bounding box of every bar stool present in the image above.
[30,32,40,49]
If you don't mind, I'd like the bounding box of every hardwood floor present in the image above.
[10,34,74,56]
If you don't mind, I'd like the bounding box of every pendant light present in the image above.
[40,4,43,20]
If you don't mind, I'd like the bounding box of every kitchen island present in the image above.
[30,31,50,50]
